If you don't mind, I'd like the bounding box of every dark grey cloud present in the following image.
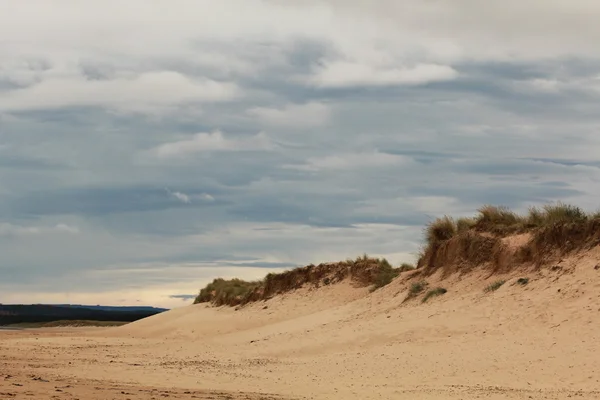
[0,155,70,170]
[6,185,227,217]
[169,294,196,300]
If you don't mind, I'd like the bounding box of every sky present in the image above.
[2,0,600,309]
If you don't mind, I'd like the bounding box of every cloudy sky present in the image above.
[2,0,600,308]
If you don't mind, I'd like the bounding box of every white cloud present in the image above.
[2,0,600,115]
[309,62,458,88]
[54,223,80,234]
[164,190,214,204]
[152,130,274,159]
[0,71,240,114]
[196,193,215,202]
[172,192,191,203]
[0,223,79,237]
[526,79,562,92]
[165,189,191,204]
[247,102,331,127]
[284,152,411,171]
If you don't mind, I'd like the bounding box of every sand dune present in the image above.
[3,246,600,399]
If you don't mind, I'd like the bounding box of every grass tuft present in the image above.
[456,217,476,233]
[409,281,428,296]
[194,278,261,306]
[425,216,457,245]
[422,287,447,303]
[475,205,523,230]
[370,258,400,291]
[589,210,600,220]
[484,280,506,293]
[542,202,587,224]
[398,262,415,272]
[403,280,429,302]
[516,277,529,286]
[526,206,546,227]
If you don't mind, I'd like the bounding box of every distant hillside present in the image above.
[0,304,167,326]
[52,304,168,312]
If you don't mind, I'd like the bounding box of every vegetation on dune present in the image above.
[398,263,416,272]
[195,254,407,306]
[474,205,523,233]
[370,258,400,292]
[402,280,429,302]
[516,278,530,286]
[194,201,600,308]
[423,202,596,248]
[422,287,447,303]
[195,278,262,307]
[484,280,506,293]
[456,217,476,234]
[409,281,428,296]
[539,202,587,225]
[419,202,600,275]
[425,215,457,244]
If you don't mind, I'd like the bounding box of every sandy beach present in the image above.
[3,248,600,400]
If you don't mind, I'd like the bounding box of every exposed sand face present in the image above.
[3,254,600,399]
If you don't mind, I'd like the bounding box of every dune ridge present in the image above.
[194,203,600,308]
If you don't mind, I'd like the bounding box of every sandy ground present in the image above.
[3,250,600,399]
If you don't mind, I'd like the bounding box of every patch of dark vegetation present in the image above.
[418,231,507,277]
[425,216,457,244]
[410,281,428,295]
[8,320,128,328]
[474,205,524,234]
[195,255,405,306]
[370,258,400,292]
[398,263,416,272]
[422,287,447,303]
[195,278,262,307]
[484,280,506,293]
[403,280,428,302]
[456,217,476,233]
[516,278,529,286]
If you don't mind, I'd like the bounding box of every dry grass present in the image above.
[589,210,600,220]
[484,280,506,293]
[196,202,600,308]
[403,280,429,302]
[422,287,447,303]
[370,258,400,291]
[426,216,457,244]
[423,203,598,245]
[526,206,546,227]
[195,278,262,306]
[196,255,404,306]
[456,217,476,233]
[418,202,600,277]
[398,263,415,272]
[541,202,588,224]
[419,231,505,277]
[516,277,529,285]
[474,205,524,233]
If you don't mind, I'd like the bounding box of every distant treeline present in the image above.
[0,304,166,325]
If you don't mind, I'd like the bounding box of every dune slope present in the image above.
[3,243,600,399]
